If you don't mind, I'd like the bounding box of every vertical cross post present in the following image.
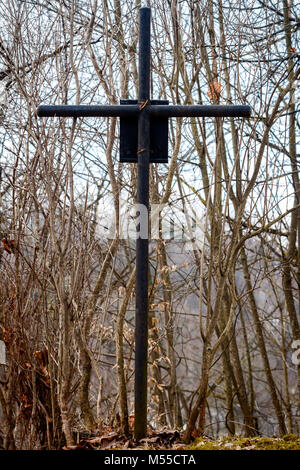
[36,5,251,443]
[135,7,151,441]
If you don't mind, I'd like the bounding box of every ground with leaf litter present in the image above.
[63,429,300,450]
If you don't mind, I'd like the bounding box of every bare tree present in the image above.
[0,0,299,448]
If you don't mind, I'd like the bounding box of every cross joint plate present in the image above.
[120,99,169,163]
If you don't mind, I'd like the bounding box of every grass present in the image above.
[185,434,300,450]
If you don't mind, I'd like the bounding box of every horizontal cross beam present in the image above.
[37,103,251,118]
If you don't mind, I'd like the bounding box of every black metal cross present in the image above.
[37,7,250,440]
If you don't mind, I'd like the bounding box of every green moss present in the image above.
[186,435,300,450]
[282,434,299,442]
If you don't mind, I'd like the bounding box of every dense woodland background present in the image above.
[0,0,299,450]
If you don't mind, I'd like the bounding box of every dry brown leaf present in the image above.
[129,414,135,429]
[140,436,160,444]
[207,80,222,101]
[1,238,15,254]
[172,443,186,450]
